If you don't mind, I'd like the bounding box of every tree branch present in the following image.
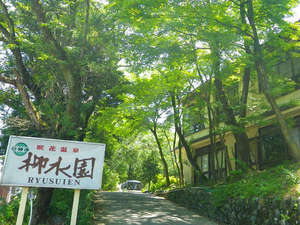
[31,0,68,61]
[14,70,44,130]
[0,73,16,86]
[213,18,254,39]
[0,24,10,40]
[80,0,90,60]
[0,0,15,37]
[84,0,90,43]
[0,1,41,99]
[0,36,6,42]
[31,0,82,129]
[173,28,197,37]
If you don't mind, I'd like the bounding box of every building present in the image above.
[0,156,11,203]
[179,45,300,185]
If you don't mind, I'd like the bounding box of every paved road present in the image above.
[93,191,218,225]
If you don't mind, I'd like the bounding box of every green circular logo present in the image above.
[12,142,29,156]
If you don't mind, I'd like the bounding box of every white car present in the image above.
[120,180,143,191]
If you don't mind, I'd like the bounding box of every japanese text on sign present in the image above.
[0,136,105,190]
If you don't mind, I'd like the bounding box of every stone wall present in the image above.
[165,187,300,225]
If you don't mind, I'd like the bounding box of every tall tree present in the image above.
[122,76,172,186]
[242,0,300,161]
[141,151,160,190]
[109,0,254,168]
[0,0,122,223]
[210,40,251,166]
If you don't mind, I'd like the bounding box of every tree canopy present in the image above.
[0,0,299,224]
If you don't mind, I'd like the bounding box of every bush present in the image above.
[149,174,179,192]
[213,162,300,206]
[101,166,120,191]
[165,161,300,225]
[0,187,95,225]
[48,189,95,225]
[0,195,30,225]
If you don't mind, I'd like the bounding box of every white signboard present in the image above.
[0,136,105,190]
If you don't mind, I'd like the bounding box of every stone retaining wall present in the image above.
[165,188,300,225]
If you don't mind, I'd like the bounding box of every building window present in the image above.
[258,125,289,169]
[273,53,300,93]
[195,143,227,182]
[197,153,209,178]
[235,137,259,169]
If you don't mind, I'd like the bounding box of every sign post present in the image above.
[0,136,105,225]
[70,189,80,225]
[16,187,29,225]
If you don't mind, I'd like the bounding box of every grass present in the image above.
[212,161,300,205]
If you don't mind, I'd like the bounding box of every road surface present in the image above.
[93,191,218,225]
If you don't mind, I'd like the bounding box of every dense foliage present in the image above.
[48,189,95,225]
[0,189,94,225]
[0,195,29,225]
[0,0,299,224]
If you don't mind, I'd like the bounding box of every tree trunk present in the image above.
[211,42,251,166]
[174,147,183,187]
[32,0,82,133]
[246,0,300,161]
[219,132,232,173]
[206,89,217,180]
[178,140,185,186]
[171,92,201,171]
[196,64,218,180]
[164,129,182,185]
[150,126,170,186]
[173,132,183,186]
[239,1,251,118]
[163,129,177,177]
[31,188,53,225]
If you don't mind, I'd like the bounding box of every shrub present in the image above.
[0,195,30,225]
[166,161,300,225]
[48,189,95,225]
[149,174,179,192]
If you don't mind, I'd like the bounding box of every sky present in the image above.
[286,4,300,22]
